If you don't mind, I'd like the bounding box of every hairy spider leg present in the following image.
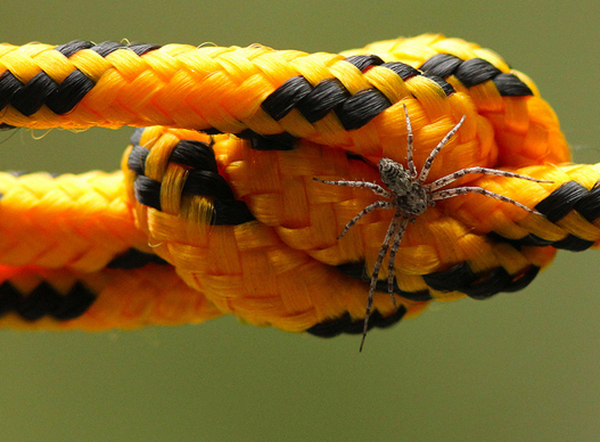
[431,186,541,213]
[359,207,403,352]
[402,104,418,179]
[418,116,466,184]
[337,200,394,239]
[387,216,410,299]
[428,167,553,192]
[313,178,393,198]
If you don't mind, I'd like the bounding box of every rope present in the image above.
[0,34,596,338]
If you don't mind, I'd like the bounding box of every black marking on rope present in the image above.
[345,152,369,163]
[337,257,542,303]
[89,40,161,58]
[0,123,16,130]
[423,262,477,291]
[552,235,595,252]
[106,248,169,269]
[128,43,161,56]
[129,128,144,146]
[0,71,22,110]
[535,181,589,223]
[574,181,600,222]
[344,55,385,71]
[336,262,433,301]
[129,138,255,225]
[422,261,540,298]
[51,282,97,321]
[127,145,148,175]
[169,140,218,172]
[0,280,96,321]
[236,130,298,151]
[517,234,555,247]
[306,307,406,338]
[183,170,235,199]
[257,55,464,132]
[54,40,95,58]
[455,58,502,88]
[489,230,594,251]
[423,73,455,96]
[420,54,462,78]
[261,76,313,121]
[212,200,256,225]
[381,62,421,80]
[199,127,224,135]
[503,265,540,292]
[10,71,57,116]
[46,70,95,114]
[0,282,19,316]
[462,267,513,300]
[396,289,433,302]
[0,67,95,116]
[18,282,62,321]
[493,73,533,97]
[14,282,53,320]
[92,41,126,57]
[335,262,365,280]
[134,176,162,211]
[335,89,392,130]
[296,78,351,123]
[488,232,553,248]
[0,40,160,116]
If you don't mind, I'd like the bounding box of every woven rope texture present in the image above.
[0,34,597,338]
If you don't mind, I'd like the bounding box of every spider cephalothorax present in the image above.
[315,105,552,351]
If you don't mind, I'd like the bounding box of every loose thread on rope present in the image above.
[0,34,598,347]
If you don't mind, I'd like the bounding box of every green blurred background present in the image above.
[1,1,600,441]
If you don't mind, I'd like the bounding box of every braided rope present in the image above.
[0,35,568,167]
[0,171,146,271]
[0,263,222,330]
[0,34,595,337]
[121,127,600,334]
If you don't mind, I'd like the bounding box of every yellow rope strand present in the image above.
[0,171,146,271]
[0,35,568,167]
[0,264,222,330]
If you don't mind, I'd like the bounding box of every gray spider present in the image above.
[314,105,552,351]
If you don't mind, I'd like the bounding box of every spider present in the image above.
[314,105,552,351]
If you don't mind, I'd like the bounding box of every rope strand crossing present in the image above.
[0,34,597,343]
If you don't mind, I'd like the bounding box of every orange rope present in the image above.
[0,34,595,339]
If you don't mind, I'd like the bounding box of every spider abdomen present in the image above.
[379,158,412,196]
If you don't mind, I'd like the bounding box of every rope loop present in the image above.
[0,34,596,339]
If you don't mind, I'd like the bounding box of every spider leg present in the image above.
[402,104,418,179]
[427,167,553,192]
[431,186,542,214]
[418,115,466,184]
[338,200,393,239]
[387,215,410,310]
[360,209,402,352]
[313,177,393,198]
